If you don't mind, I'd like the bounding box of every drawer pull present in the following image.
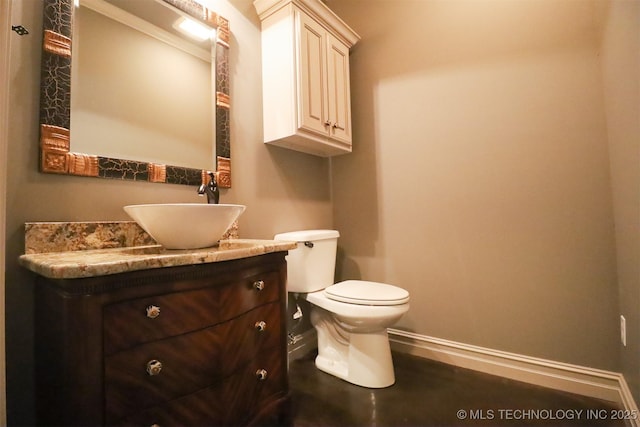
[146,359,163,376]
[253,280,265,291]
[255,321,267,332]
[146,305,161,319]
[256,369,268,381]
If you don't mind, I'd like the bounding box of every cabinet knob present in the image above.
[253,280,265,291]
[324,120,332,127]
[146,359,163,376]
[332,122,339,129]
[256,369,268,381]
[146,305,161,319]
[255,321,267,332]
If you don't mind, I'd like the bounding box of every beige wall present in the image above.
[5,0,638,422]
[600,0,640,402]
[329,0,621,371]
[5,0,331,423]
[0,0,11,422]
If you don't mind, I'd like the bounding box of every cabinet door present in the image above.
[297,11,329,137]
[326,33,352,145]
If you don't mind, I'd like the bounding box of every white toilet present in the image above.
[274,230,410,388]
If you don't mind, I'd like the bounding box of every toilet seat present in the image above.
[324,280,410,306]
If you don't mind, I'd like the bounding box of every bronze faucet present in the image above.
[197,172,220,204]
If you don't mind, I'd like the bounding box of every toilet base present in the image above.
[311,308,396,388]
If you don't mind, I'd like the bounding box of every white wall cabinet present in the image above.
[254,0,360,157]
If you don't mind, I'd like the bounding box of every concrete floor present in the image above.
[288,351,625,427]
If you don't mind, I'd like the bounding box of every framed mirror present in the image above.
[39,0,232,187]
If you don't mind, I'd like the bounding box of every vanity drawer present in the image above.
[104,270,280,355]
[116,350,287,426]
[105,302,281,422]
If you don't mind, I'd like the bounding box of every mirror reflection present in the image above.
[71,0,215,170]
[39,0,231,187]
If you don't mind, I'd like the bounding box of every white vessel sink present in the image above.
[124,203,246,249]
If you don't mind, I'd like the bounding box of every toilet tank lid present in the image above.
[274,229,339,242]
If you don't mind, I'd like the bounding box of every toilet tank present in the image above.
[274,229,339,293]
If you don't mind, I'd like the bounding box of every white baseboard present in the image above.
[388,328,639,425]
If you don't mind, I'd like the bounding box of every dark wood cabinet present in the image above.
[34,252,290,426]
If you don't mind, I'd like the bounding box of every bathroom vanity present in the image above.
[20,229,296,426]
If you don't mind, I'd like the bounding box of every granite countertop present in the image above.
[20,221,296,279]
[19,239,297,279]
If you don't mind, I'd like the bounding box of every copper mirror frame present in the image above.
[39,0,232,188]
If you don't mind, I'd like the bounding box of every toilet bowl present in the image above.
[274,230,410,388]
